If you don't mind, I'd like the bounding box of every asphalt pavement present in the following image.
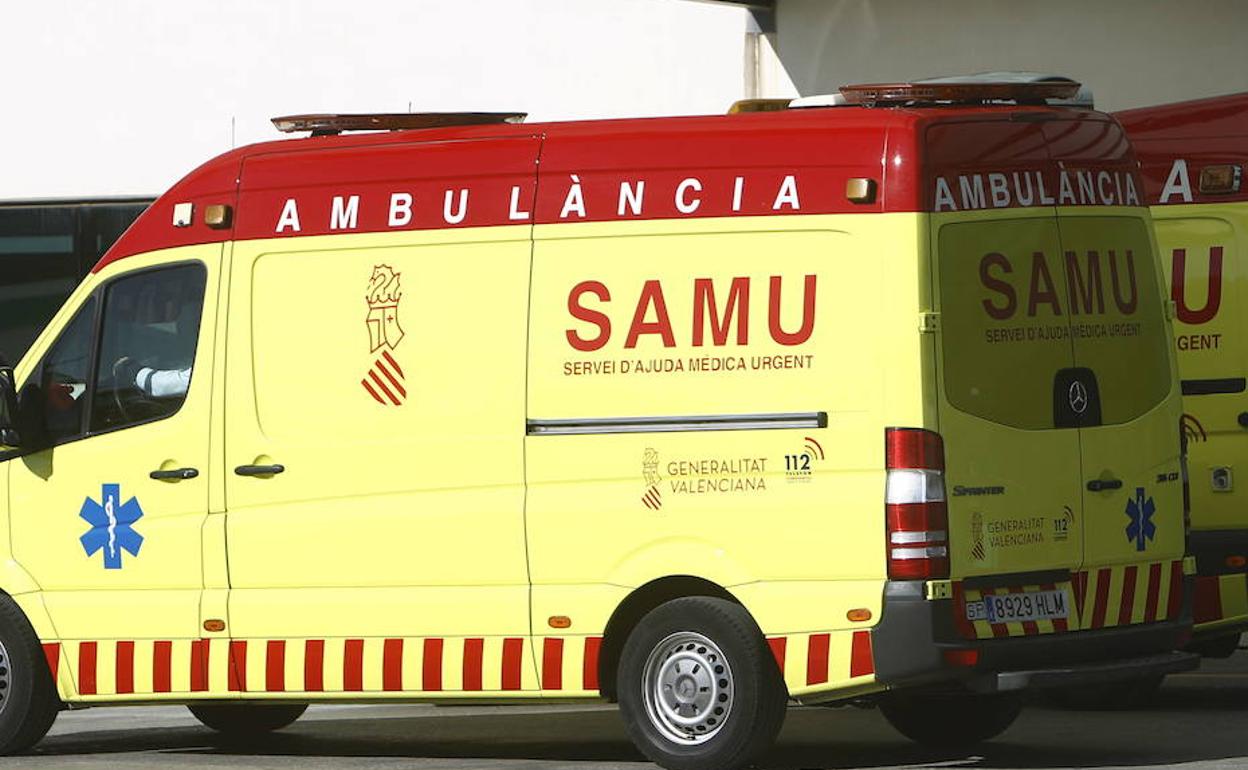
[11,652,1248,769]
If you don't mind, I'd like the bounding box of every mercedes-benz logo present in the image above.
[1068,381,1089,414]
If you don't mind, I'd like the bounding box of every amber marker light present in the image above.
[1199,164,1242,194]
[1227,555,1247,569]
[727,98,791,114]
[204,204,233,229]
[548,616,572,629]
[203,619,226,633]
[845,178,877,204]
[846,608,873,622]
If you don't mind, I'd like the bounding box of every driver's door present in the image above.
[6,250,220,697]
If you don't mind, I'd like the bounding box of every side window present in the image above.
[39,298,97,443]
[88,264,207,433]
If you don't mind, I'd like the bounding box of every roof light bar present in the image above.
[839,80,1082,106]
[272,112,527,136]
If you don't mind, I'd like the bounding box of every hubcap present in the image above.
[641,631,734,744]
[0,638,11,717]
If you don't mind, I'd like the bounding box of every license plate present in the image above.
[966,589,1068,624]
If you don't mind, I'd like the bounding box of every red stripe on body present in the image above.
[1167,560,1185,620]
[78,641,98,695]
[153,641,172,693]
[42,643,60,684]
[1072,571,1089,624]
[767,637,787,672]
[343,639,364,691]
[1194,575,1223,623]
[502,638,524,691]
[542,638,564,690]
[462,638,484,691]
[1145,563,1164,623]
[806,633,830,685]
[583,637,602,691]
[951,583,977,639]
[115,641,135,695]
[1118,565,1139,626]
[422,638,443,691]
[1091,568,1113,629]
[266,640,286,692]
[190,639,209,692]
[228,640,247,692]
[849,631,874,678]
[383,639,403,691]
[304,640,325,692]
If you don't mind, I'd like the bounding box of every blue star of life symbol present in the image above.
[79,484,144,569]
[1124,486,1156,552]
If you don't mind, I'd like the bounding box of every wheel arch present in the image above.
[597,574,742,701]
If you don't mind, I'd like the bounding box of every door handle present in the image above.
[1238,412,1248,428]
[149,467,199,481]
[234,464,285,477]
[1087,478,1124,492]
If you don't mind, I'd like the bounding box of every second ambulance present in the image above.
[1118,92,1248,658]
[0,80,1195,769]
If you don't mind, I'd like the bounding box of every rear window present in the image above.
[937,213,1171,429]
[937,214,1073,430]
[1061,215,1172,425]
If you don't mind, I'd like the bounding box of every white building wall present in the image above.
[1,0,746,199]
[775,0,1248,112]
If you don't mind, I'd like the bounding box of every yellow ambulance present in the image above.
[1118,92,1248,658]
[0,81,1196,769]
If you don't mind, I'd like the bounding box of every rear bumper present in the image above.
[872,576,1194,690]
[968,650,1198,693]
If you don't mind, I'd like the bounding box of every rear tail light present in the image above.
[885,428,949,580]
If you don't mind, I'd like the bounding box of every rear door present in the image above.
[927,119,1085,637]
[1043,118,1187,629]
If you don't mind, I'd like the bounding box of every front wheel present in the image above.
[617,597,787,770]
[880,690,1022,748]
[189,703,308,736]
[0,597,60,754]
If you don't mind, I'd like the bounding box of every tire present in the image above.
[617,597,787,770]
[880,690,1021,748]
[188,703,308,735]
[1187,632,1241,659]
[0,595,60,754]
[1045,675,1165,710]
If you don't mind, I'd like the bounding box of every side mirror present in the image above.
[0,368,20,447]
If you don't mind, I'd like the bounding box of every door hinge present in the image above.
[1166,299,1178,321]
[919,312,940,333]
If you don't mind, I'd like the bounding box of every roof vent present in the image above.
[272,112,527,137]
